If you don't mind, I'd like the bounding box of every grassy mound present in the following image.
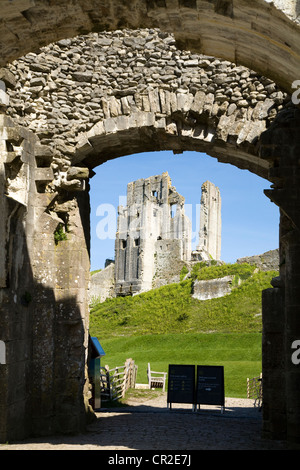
[90,263,277,336]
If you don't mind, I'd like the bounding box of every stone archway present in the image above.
[5,29,288,179]
[0,12,300,447]
[0,0,299,96]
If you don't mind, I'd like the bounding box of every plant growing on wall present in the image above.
[54,224,68,245]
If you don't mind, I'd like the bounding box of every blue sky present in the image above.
[89,150,279,271]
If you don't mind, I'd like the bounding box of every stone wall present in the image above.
[5,29,289,181]
[153,239,187,288]
[192,275,234,301]
[0,113,92,441]
[237,249,279,272]
[89,264,115,303]
[0,0,298,98]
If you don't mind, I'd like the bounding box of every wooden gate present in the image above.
[100,358,138,402]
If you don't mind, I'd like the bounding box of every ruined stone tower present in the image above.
[192,180,221,261]
[114,172,191,296]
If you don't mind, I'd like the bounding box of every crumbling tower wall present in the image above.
[115,172,191,296]
[193,181,221,261]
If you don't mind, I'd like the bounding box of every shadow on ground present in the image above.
[0,394,288,450]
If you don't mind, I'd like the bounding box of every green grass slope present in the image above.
[90,263,277,336]
[89,263,278,397]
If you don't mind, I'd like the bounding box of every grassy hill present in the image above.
[89,262,278,397]
[90,263,276,336]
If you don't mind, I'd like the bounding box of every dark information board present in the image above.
[167,364,195,406]
[196,365,224,406]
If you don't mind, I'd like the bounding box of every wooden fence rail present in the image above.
[247,373,262,408]
[100,358,138,402]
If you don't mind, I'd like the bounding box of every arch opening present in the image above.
[90,150,279,273]
[88,148,279,428]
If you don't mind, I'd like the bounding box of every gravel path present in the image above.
[0,394,287,451]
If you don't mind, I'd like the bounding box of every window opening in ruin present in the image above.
[170,204,177,218]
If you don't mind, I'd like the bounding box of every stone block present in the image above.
[191,91,206,114]
[177,92,193,112]
[0,89,9,106]
[75,136,93,160]
[34,167,54,182]
[148,88,161,113]
[103,117,117,133]
[0,69,16,88]
[192,275,234,301]
[67,166,89,180]
[115,115,129,131]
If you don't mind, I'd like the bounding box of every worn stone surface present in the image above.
[5,29,290,181]
[192,275,235,301]
[0,0,299,97]
[237,249,279,272]
[89,264,115,304]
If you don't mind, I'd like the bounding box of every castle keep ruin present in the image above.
[1,1,300,448]
[115,172,190,295]
[113,173,221,297]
